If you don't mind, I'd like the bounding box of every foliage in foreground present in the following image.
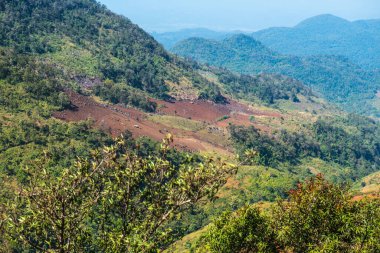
[0,136,237,252]
[195,175,380,253]
[195,206,275,253]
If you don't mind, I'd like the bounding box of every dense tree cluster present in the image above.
[230,115,380,179]
[0,136,236,252]
[213,67,309,104]
[0,48,71,109]
[0,0,228,104]
[196,175,380,252]
[93,80,158,112]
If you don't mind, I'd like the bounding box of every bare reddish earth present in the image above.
[156,99,280,134]
[54,91,163,139]
[352,193,380,201]
[156,99,281,123]
[156,99,229,122]
[53,93,225,153]
[53,92,282,153]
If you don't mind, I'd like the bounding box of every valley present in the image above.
[0,1,379,252]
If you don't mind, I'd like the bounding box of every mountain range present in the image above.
[154,14,380,70]
[253,14,380,70]
[0,1,379,252]
[172,34,380,117]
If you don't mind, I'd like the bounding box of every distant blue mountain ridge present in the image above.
[171,33,380,117]
[153,14,380,70]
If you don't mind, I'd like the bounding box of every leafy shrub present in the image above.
[1,136,237,252]
[272,175,380,253]
[194,175,380,253]
[217,115,230,122]
[196,206,276,253]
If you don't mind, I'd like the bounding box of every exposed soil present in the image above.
[352,193,380,201]
[53,92,284,155]
[155,99,230,122]
[155,99,281,124]
[54,91,160,138]
[53,92,239,154]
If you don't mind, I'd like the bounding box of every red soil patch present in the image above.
[156,100,230,122]
[352,193,380,202]
[216,113,253,128]
[156,99,282,124]
[53,92,231,154]
[53,92,282,154]
[53,91,162,139]
[155,99,282,136]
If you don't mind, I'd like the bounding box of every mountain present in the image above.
[1,1,379,252]
[252,14,380,69]
[1,0,242,105]
[0,0,331,187]
[152,28,240,49]
[172,34,380,117]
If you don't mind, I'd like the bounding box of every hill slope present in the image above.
[0,0,324,173]
[1,1,379,251]
[172,34,380,117]
[0,0,227,103]
[252,14,380,69]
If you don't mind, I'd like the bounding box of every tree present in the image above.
[3,135,237,252]
[192,175,380,253]
[271,174,380,253]
[196,206,276,253]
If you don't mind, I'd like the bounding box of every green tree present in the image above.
[271,174,380,253]
[196,206,276,253]
[192,175,380,253]
[2,135,237,252]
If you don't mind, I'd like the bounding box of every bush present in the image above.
[194,175,380,253]
[271,174,380,253]
[1,136,237,252]
[196,206,276,253]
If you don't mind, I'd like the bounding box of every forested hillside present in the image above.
[172,34,380,117]
[253,14,380,70]
[0,0,227,104]
[0,1,379,252]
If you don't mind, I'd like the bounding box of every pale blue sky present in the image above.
[98,0,380,32]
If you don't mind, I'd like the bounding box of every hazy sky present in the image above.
[98,0,380,32]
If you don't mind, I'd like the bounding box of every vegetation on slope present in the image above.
[0,49,114,178]
[0,136,236,252]
[172,35,380,117]
[0,0,226,104]
[0,45,237,252]
[0,1,379,252]
[1,0,322,109]
[209,67,311,104]
[193,175,380,252]
[230,114,380,180]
